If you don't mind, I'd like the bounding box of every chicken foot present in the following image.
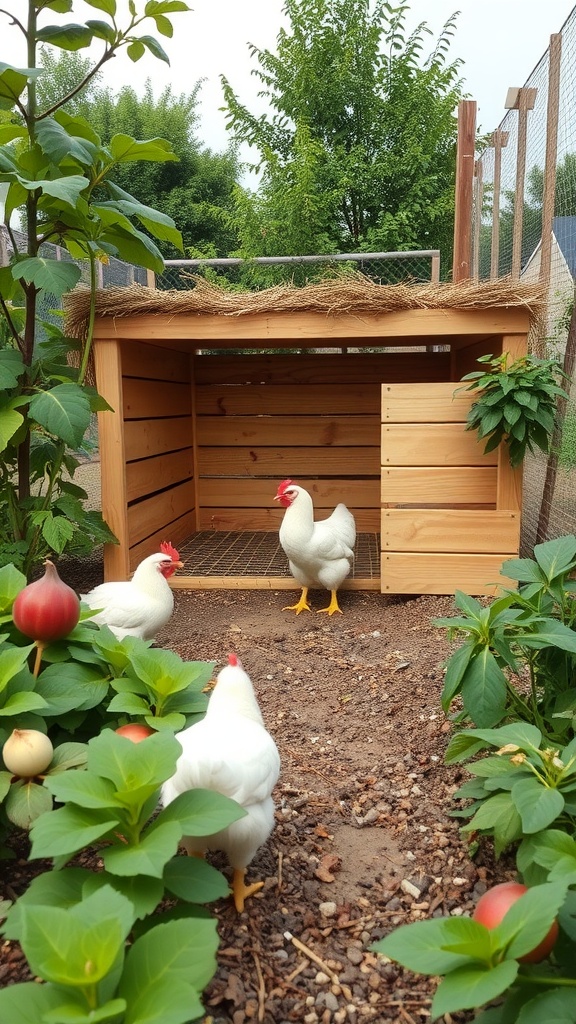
[317,590,343,615]
[282,586,311,614]
[232,868,265,912]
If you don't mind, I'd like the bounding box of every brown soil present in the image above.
[1,576,515,1023]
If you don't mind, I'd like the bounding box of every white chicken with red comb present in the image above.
[274,479,356,615]
[80,541,182,641]
[161,653,280,913]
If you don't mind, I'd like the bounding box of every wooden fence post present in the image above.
[507,87,538,279]
[453,100,477,283]
[539,34,562,298]
[489,130,509,279]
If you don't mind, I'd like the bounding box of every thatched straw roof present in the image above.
[64,274,545,339]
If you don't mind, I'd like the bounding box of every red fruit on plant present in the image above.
[12,560,80,643]
[473,881,559,963]
[115,724,155,743]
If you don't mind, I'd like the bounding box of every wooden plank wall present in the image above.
[381,382,521,595]
[194,350,451,531]
[120,340,196,568]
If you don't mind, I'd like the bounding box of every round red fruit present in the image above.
[115,724,155,743]
[473,881,559,963]
[13,560,80,642]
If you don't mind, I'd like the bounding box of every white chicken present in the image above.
[274,479,356,615]
[81,541,182,641]
[161,654,280,912]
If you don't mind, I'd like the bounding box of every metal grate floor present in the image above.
[177,532,380,579]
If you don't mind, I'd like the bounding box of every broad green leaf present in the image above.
[86,19,117,43]
[461,647,508,726]
[0,64,42,109]
[120,916,219,1017]
[444,731,486,764]
[87,728,182,790]
[518,619,576,653]
[0,564,26,610]
[96,195,182,248]
[145,1,191,11]
[85,0,117,13]
[0,982,64,1023]
[45,771,118,810]
[511,778,565,833]
[139,34,171,63]
[461,791,523,856]
[0,403,25,453]
[108,134,178,163]
[0,690,48,715]
[127,39,146,61]
[533,535,576,580]
[432,960,519,1018]
[16,174,88,206]
[83,870,163,920]
[5,779,52,829]
[36,24,94,50]
[163,853,231,903]
[0,644,35,695]
[441,640,474,711]
[155,787,246,836]
[494,881,568,961]
[461,723,543,751]
[103,820,182,878]
[500,556,544,583]
[30,803,117,859]
[18,886,133,986]
[28,383,91,448]
[373,917,477,975]
[516,987,576,1024]
[35,663,108,716]
[0,348,24,389]
[106,692,152,715]
[466,756,523,778]
[41,514,75,553]
[13,257,81,298]
[99,222,164,273]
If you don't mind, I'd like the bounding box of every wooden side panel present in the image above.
[381,553,518,595]
[200,415,379,447]
[195,352,451,386]
[123,378,192,419]
[199,446,380,476]
[382,510,519,552]
[198,507,380,531]
[126,449,194,504]
[380,380,523,595]
[201,477,379,508]
[127,480,195,547]
[93,338,130,581]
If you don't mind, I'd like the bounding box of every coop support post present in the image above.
[507,88,538,279]
[539,34,562,308]
[93,339,130,581]
[453,100,477,283]
[472,158,483,281]
[489,130,509,279]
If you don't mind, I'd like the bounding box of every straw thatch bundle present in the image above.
[64,273,546,339]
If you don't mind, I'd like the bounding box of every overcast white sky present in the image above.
[94,0,576,147]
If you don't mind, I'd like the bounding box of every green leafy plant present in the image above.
[459,353,569,467]
[373,882,576,1022]
[446,723,576,858]
[0,1,189,577]
[436,535,576,734]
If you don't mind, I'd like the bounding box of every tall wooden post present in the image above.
[472,158,483,280]
[507,87,538,279]
[489,130,509,279]
[452,100,477,283]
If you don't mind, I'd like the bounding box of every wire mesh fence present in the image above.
[473,6,576,553]
[156,250,441,291]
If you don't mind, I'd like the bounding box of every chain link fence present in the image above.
[473,7,576,553]
[156,250,441,291]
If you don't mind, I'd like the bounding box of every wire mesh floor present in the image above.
[177,532,380,579]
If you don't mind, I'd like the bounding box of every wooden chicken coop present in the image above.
[67,278,542,596]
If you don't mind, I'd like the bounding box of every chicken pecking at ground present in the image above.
[80,541,182,641]
[274,478,356,615]
[161,654,280,912]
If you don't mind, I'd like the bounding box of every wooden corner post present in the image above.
[453,100,477,283]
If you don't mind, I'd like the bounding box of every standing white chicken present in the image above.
[81,541,182,641]
[161,654,280,912]
[274,479,356,615]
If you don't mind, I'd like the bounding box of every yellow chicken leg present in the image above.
[317,590,342,615]
[232,868,265,912]
[282,586,311,614]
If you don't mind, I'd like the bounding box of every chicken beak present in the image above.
[273,493,281,502]
[173,560,184,569]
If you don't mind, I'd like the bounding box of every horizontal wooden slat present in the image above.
[125,418,192,461]
[127,480,195,546]
[199,415,379,447]
[195,352,451,385]
[170,575,379,591]
[94,306,532,344]
[121,340,191,382]
[123,378,191,419]
[126,449,194,503]
[198,508,380,532]
[200,478,379,508]
[381,424,497,466]
[128,511,196,573]
[198,446,380,476]
[381,382,475,422]
[381,467,497,504]
[381,553,518,595]
[196,382,381,415]
[381,510,520,553]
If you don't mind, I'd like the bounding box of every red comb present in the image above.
[277,478,293,493]
[228,653,238,667]
[160,541,180,561]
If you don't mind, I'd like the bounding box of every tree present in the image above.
[0,1,190,576]
[221,0,465,272]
